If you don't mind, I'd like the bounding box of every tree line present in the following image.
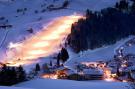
[68,0,135,52]
[0,65,26,86]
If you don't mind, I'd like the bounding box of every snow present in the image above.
[0,86,31,89]
[124,45,135,55]
[14,78,131,89]
[65,36,134,67]
[0,0,123,73]
[0,0,119,61]
[69,0,118,11]
[83,68,103,75]
[0,0,133,89]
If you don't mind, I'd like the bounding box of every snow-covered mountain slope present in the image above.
[69,0,118,11]
[0,1,134,89]
[15,78,131,89]
[0,0,119,61]
[65,36,134,67]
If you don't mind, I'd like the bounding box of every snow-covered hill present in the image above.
[0,0,119,63]
[1,0,135,89]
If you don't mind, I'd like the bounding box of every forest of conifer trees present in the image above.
[68,0,135,52]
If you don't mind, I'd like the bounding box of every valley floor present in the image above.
[14,78,131,89]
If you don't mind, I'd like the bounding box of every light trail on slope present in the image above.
[2,15,83,66]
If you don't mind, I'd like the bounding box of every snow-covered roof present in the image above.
[83,68,103,75]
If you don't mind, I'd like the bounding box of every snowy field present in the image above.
[0,79,131,89]
[14,79,131,89]
[0,86,31,89]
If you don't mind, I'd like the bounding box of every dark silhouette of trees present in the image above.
[57,53,61,67]
[0,65,26,86]
[56,48,69,67]
[60,48,69,62]
[35,63,40,72]
[17,65,26,82]
[115,0,129,11]
[49,60,53,67]
[131,1,135,12]
[62,0,69,8]
[0,65,17,85]
[68,0,135,53]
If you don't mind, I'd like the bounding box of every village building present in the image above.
[82,68,104,80]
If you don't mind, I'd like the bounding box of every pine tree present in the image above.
[35,63,40,71]
[0,66,18,85]
[115,2,119,9]
[49,60,53,67]
[62,0,69,8]
[116,67,120,77]
[2,64,7,71]
[60,48,69,62]
[131,1,135,12]
[9,67,17,85]
[57,53,61,67]
[118,0,129,11]
[17,65,26,82]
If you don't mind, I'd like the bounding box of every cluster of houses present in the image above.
[41,53,135,82]
[41,61,106,80]
[107,53,135,82]
[41,38,135,81]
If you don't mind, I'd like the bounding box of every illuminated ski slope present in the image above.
[3,15,82,66]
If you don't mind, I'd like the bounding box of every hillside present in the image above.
[68,0,135,53]
[65,36,134,67]
[0,0,119,65]
[1,0,135,89]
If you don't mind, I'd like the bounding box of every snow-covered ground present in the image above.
[1,0,134,89]
[123,44,135,55]
[65,36,134,67]
[0,79,131,89]
[0,0,118,61]
[0,0,121,72]
[14,78,131,89]
[0,86,31,89]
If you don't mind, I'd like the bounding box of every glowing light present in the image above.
[111,73,117,78]
[52,75,58,79]
[28,50,47,55]
[64,20,74,24]
[8,42,22,49]
[121,64,127,67]
[23,56,38,60]
[33,41,50,47]
[3,15,83,66]
[42,74,58,79]
[41,34,60,40]
[122,80,127,82]
[104,68,115,82]
[59,25,70,29]
[105,78,114,82]
[104,69,111,77]
[54,26,68,34]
